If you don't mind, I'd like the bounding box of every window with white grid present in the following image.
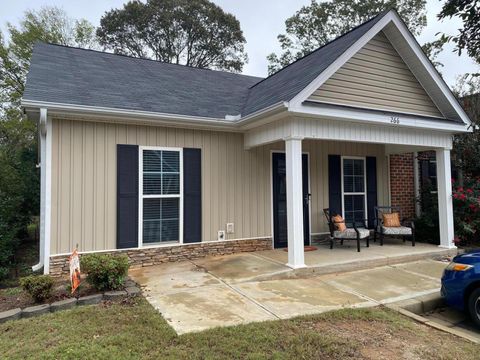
[139,148,182,245]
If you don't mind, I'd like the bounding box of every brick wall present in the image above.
[389,153,415,219]
[49,238,272,277]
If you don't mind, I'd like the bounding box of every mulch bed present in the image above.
[0,278,98,313]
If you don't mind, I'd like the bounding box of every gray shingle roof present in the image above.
[23,11,387,119]
[23,44,262,119]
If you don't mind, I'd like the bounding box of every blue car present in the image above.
[441,250,480,327]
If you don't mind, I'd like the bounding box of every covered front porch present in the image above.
[244,111,458,269]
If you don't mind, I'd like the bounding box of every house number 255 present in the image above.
[390,116,400,124]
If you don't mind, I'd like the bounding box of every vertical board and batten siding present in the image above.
[50,118,388,255]
[308,31,444,119]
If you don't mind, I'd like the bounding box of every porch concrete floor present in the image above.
[129,240,458,334]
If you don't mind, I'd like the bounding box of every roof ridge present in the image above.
[33,41,264,81]
[247,9,391,91]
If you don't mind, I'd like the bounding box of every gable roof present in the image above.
[22,9,470,128]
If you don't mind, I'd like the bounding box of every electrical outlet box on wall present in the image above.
[217,230,225,241]
[226,223,234,234]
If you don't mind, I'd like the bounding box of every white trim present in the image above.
[41,114,53,274]
[290,102,470,133]
[270,150,312,249]
[341,156,368,227]
[288,9,471,128]
[21,99,288,129]
[51,236,272,257]
[33,108,49,273]
[138,146,184,247]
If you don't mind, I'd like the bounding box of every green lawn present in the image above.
[0,298,478,359]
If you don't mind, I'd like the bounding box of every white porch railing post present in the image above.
[285,136,306,268]
[436,148,456,249]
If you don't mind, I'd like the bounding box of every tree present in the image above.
[267,0,427,74]
[438,0,480,64]
[0,7,97,279]
[452,75,480,179]
[97,0,247,72]
[0,6,97,112]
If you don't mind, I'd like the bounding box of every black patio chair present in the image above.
[373,206,415,246]
[323,208,370,252]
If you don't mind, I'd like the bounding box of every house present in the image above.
[22,9,472,276]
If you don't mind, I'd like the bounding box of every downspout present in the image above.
[32,108,50,273]
[413,152,421,217]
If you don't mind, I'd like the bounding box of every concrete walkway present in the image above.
[130,247,452,334]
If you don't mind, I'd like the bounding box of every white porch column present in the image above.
[436,148,456,249]
[285,136,306,269]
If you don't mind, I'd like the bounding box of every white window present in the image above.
[341,157,367,226]
[139,147,183,246]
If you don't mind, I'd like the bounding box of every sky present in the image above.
[1,0,478,88]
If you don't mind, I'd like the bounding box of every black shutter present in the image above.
[366,156,377,229]
[117,144,139,249]
[328,155,342,216]
[183,148,202,243]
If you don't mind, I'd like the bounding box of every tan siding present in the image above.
[303,139,389,235]
[309,31,443,118]
[50,119,389,254]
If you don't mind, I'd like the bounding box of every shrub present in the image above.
[81,253,129,291]
[20,275,54,302]
[452,178,480,246]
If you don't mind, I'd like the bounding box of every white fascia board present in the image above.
[288,9,472,128]
[291,102,470,133]
[21,99,234,127]
[21,99,288,131]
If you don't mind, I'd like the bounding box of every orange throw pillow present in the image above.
[332,215,346,232]
[383,212,401,227]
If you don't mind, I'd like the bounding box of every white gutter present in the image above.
[20,99,289,130]
[32,108,51,274]
[32,108,46,272]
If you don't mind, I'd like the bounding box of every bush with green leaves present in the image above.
[20,275,54,302]
[81,253,129,291]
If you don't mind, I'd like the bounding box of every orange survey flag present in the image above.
[69,249,81,294]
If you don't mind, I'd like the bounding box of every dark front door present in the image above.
[272,152,310,248]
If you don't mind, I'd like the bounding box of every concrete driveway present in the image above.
[129,252,448,334]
